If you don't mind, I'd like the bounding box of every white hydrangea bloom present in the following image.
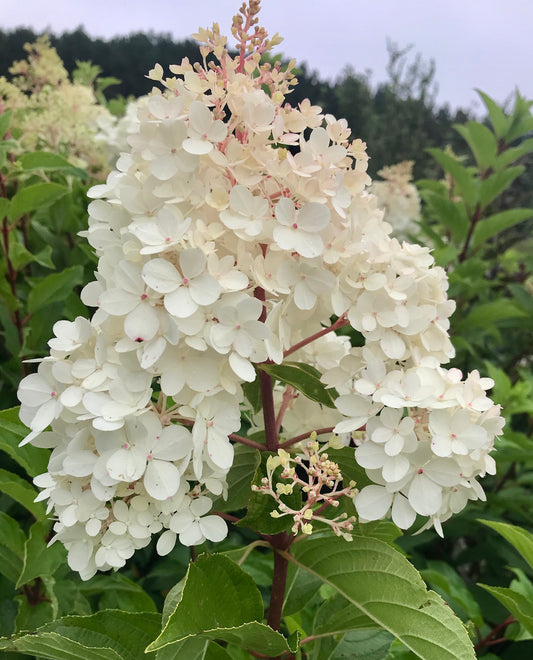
[17,6,503,578]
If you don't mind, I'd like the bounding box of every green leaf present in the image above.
[479,166,524,209]
[258,361,336,408]
[8,240,35,271]
[18,151,86,178]
[0,610,161,660]
[422,192,470,241]
[155,637,232,660]
[151,621,297,658]
[0,197,10,220]
[290,535,475,659]
[148,554,298,656]
[242,378,262,414]
[0,110,12,137]
[16,520,66,588]
[479,519,533,571]
[494,138,533,169]
[34,244,56,269]
[427,148,479,212]
[478,584,533,635]
[473,208,533,249]
[0,512,25,583]
[476,91,509,138]
[421,561,483,627]
[457,300,526,332]
[153,554,262,648]
[0,467,46,520]
[283,564,322,616]
[0,406,49,477]
[312,629,393,660]
[8,182,68,221]
[78,573,157,613]
[312,592,376,637]
[27,265,84,313]
[211,444,260,513]
[237,452,302,534]
[454,121,497,171]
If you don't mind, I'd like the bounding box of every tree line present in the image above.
[0,27,473,177]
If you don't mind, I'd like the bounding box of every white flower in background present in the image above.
[370,161,421,240]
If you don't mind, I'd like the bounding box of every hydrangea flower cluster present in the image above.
[369,161,421,240]
[17,1,503,579]
[0,36,112,175]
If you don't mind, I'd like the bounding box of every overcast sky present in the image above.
[1,0,531,113]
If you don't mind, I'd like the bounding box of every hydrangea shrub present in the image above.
[17,0,503,580]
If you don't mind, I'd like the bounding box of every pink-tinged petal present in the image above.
[384,434,404,457]
[30,399,62,432]
[98,289,139,315]
[169,510,194,533]
[63,451,97,477]
[124,303,160,342]
[391,494,416,529]
[355,442,386,470]
[199,515,228,542]
[182,138,213,155]
[156,530,177,556]
[164,287,197,318]
[298,202,330,232]
[190,496,213,517]
[190,274,221,306]
[296,233,324,259]
[160,368,185,396]
[275,197,295,227]
[139,336,167,369]
[144,460,181,500]
[58,386,83,408]
[180,248,206,279]
[408,474,442,516]
[154,425,192,461]
[179,521,205,546]
[142,259,181,293]
[294,283,317,310]
[431,435,452,457]
[18,374,54,406]
[229,352,256,382]
[67,540,94,572]
[273,225,297,252]
[382,455,410,482]
[106,448,145,482]
[207,433,234,470]
[424,458,461,486]
[186,357,220,392]
[380,331,406,360]
[354,485,393,521]
[232,331,254,358]
[150,154,178,180]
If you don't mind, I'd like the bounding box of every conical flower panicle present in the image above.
[18,2,503,578]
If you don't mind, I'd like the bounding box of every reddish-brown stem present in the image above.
[171,415,265,450]
[1,212,25,352]
[278,427,336,449]
[229,433,265,450]
[275,385,296,434]
[214,511,240,524]
[266,532,292,632]
[458,203,482,263]
[254,284,278,451]
[283,313,349,359]
[474,615,515,651]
